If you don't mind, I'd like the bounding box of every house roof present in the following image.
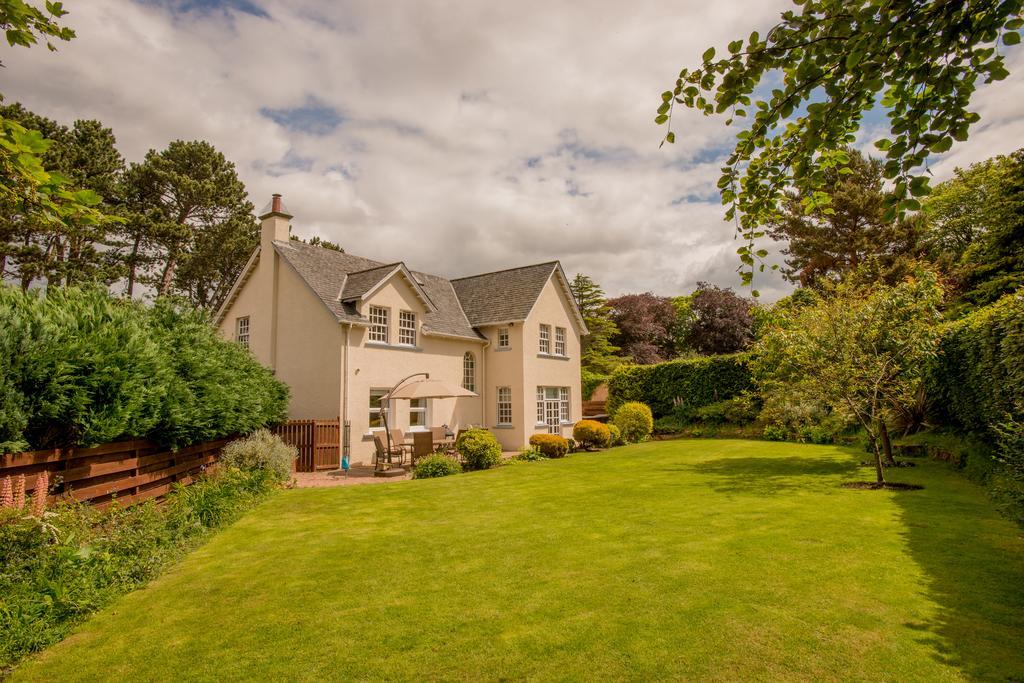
[451,262,560,326]
[221,238,585,340]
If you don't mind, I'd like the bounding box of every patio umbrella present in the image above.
[383,378,477,401]
[377,374,478,473]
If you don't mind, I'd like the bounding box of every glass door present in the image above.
[543,387,561,434]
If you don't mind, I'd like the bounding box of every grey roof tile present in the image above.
[450,262,559,326]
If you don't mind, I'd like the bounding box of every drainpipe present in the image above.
[479,336,490,427]
[341,323,351,462]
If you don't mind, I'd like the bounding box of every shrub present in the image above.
[573,420,611,450]
[221,430,296,484]
[456,428,502,471]
[515,448,549,462]
[413,453,463,479]
[0,466,278,671]
[0,286,289,453]
[529,433,569,458]
[654,416,686,435]
[607,424,622,447]
[763,424,788,441]
[612,402,654,443]
[607,353,753,419]
[695,392,761,424]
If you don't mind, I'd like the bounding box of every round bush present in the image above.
[607,424,622,447]
[612,402,654,443]
[763,424,788,441]
[220,429,296,483]
[456,428,502,470]
[529,433,569,458]
[413,453,463,479]
[573,420,611,450]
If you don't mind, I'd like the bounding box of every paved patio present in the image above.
[292,452,521,488]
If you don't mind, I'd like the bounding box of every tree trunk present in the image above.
[879,420,896,467]
[125,234,141,297]
[158,256,177,297]
[871,437,885,485]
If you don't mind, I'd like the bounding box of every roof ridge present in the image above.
[345,262,402,276]
[450,260,559,282]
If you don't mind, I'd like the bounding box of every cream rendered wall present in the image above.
[480,322,527,450]
[520,277,584,441]
[344,274,486,464]
[217,250,273,366]
[273,261,343,420]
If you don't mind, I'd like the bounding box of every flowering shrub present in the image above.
[221,430,296,484]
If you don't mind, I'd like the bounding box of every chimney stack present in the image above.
[259,193,292,252]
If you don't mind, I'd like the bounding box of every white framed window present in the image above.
[399,310,417,346]
[555,327,566,356]
[409,398,429,428]
[369,388,389,429]
[463,351,476,392]
[369,306,389,343]
[537,386,570,426]
[497,387,512,426]
[498,327,510,349]
[235,316,250,348]
[539,324,551,354]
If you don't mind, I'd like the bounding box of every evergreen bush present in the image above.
[412,454,463,479]
[528,433,569,458]
[455,428,502,471]
[573,420,611,450]
[612,402,654,443]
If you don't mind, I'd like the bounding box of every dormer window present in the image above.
[399,310,417,346]
[369,306,389,343]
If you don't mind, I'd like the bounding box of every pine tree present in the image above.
[569,273,621,374]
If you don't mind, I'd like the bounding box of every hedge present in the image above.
[607,353,753,419]
[0,286,289,453]
[928,291,1024,436]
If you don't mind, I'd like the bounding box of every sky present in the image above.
[3,0,1023,301]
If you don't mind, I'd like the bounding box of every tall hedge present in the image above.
[607,353,752,419]
[929,291,1024,436]
[0,286,288,453]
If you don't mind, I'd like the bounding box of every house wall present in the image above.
[344,276,485,464]
[480,322,527,450]
[520,277,584,442]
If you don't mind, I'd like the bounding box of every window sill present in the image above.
[492,424,514,429]
[494,346,511,352]
[536,353,570,361]
[366,341,423,353]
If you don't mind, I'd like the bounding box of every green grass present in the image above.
[15,440,1024,682]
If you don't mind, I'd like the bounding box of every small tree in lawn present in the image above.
[752,272,943,485]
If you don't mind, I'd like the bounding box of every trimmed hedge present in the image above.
[612,401,654,443]
[929,291,1024,436]
[0,286,288,453]
[456,428,502,470]
[529,433,569,458]
[607,353,753,419]
[573,420,611,450]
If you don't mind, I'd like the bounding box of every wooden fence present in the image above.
[0,437,229,510]
[582,400,609,421]
[272,419,340,472]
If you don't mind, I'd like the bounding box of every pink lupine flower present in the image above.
[32,470,49,517]
[0,476,12,509]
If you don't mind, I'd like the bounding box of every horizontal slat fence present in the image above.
[273,419,340,472]
[0,437,230,509]
[582,400,608,420]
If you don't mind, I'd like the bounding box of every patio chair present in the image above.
[412,431,434,465]
[389,428,412,457]
[373,433,406,466]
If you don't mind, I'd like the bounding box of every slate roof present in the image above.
[264,240,579,341]
[450,262,560,326]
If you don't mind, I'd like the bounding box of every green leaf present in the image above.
[702,47,716,62]
[661,91,673,102]
[666,131,675,144]
[729,40,743,54]
[1003,31,1021,46]
[655,114,668,125]
[928,137,953,153]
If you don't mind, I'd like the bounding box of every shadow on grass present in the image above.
[678,455,859,496]
[892,473,1024,681]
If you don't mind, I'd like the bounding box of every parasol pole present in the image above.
[378,371,430,472]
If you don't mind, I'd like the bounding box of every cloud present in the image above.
[3,0,1021,304]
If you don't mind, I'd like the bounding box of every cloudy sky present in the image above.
[4,0,1023,300]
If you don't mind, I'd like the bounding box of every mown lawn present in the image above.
[15,440,1024,682]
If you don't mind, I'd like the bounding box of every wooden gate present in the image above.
[273,419,340,472]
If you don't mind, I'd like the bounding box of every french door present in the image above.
[540,386,564,434]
